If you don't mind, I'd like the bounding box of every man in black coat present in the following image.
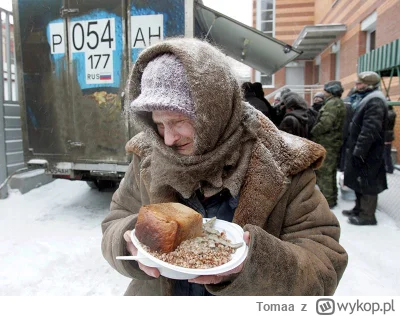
[384,104,397,173]
[252,82,274,115]
[241,82,270,118]
[342,71,388,225]
[278,91,309,138]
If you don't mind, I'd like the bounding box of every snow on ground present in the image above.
[0,180,130,295]
[0,174,399,296]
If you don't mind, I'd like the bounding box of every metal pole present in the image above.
[386,67,395,98]
[0,10,9,198]
[11,13,17,102]
[5,12,12,101]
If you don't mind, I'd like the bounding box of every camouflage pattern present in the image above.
[315,150,339,206]
[311,96,346,206]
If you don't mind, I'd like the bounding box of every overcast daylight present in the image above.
[1,0,400,309]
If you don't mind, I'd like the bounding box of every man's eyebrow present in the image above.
[153,117,189,124]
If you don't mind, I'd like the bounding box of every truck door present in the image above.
[17,0,73,158]
[64,0,129,163]
[127,0,186,69]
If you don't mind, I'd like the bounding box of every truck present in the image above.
[12,0,301,189]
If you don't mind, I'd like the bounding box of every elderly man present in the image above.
[101,38,347,296]
[342,71,388,225]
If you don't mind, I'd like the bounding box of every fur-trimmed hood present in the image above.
[126,112,325,180]
[125,38,261,200]
[126,111,325,226]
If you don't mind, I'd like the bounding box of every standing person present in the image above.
[278,91,309,138]
[384,104,397,173]
[252,82,274,119]
[342,71,388,225]
[307,92,326,136]
[310,81,346,208]
[339,88,356,172]
[241,82,270,118]
[311,92,326,112]
[272,88,291,126]
[101,38,347,296]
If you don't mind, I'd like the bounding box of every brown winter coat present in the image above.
[101,112,348,296]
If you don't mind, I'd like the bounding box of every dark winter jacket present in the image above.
[306,107,319,137]
[339,101,354,171]
[312,101,325,112]
[244,91,270,118]
[252,82,274,117]
[344,90,388,195]
[310,96,346,151]
[279,109,309,138]
[174,189,238,295]
[385,105,397,142]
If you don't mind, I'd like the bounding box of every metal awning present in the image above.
[293,24,346,60]
[358,38,400,103]
[358,38,400,76]
[194,2,302,75]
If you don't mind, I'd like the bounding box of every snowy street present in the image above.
[0,176,399,296]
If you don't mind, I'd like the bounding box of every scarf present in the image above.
[126,38,261,203]
[349,90,373,110]
[138,103,259,202]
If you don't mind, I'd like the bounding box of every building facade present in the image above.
[253,0,400,162]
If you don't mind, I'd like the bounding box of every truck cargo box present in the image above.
[12,0,301,187]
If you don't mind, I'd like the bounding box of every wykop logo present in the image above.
[316,298,335,315]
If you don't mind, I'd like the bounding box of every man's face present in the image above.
[314,97,324,104]
[273,98,281,106]
[355,82,368,91]
[152,110,195,155]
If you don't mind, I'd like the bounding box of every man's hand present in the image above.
[187,231,251,285]
[123,230,160,278]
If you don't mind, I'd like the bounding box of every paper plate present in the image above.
[130,218,248,280]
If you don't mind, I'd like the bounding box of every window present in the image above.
[256,0,275,87]
[367,30,376,52]
[331,41,340,80]
[315,55,321,84]
[361,12,376,53]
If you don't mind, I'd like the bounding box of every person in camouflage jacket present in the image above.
[311,81,346,208]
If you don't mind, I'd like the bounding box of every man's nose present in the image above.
[163,127,179,146]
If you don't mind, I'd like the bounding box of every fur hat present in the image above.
[324,80,344,97]
[130,53,195,118]
[282,91,308,110]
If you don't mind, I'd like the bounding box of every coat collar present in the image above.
[126,113,326,228]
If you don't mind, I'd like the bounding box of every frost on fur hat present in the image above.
[130,53,195,118]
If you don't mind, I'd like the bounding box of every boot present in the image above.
[328,201,337,208]
[348,215,377,226]
[342,209,359,217]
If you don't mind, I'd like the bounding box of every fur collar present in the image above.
[126,112,326,227]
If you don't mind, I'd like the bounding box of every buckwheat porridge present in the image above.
[140,217,244,269]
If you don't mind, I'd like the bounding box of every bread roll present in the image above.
[135,203,203,253]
